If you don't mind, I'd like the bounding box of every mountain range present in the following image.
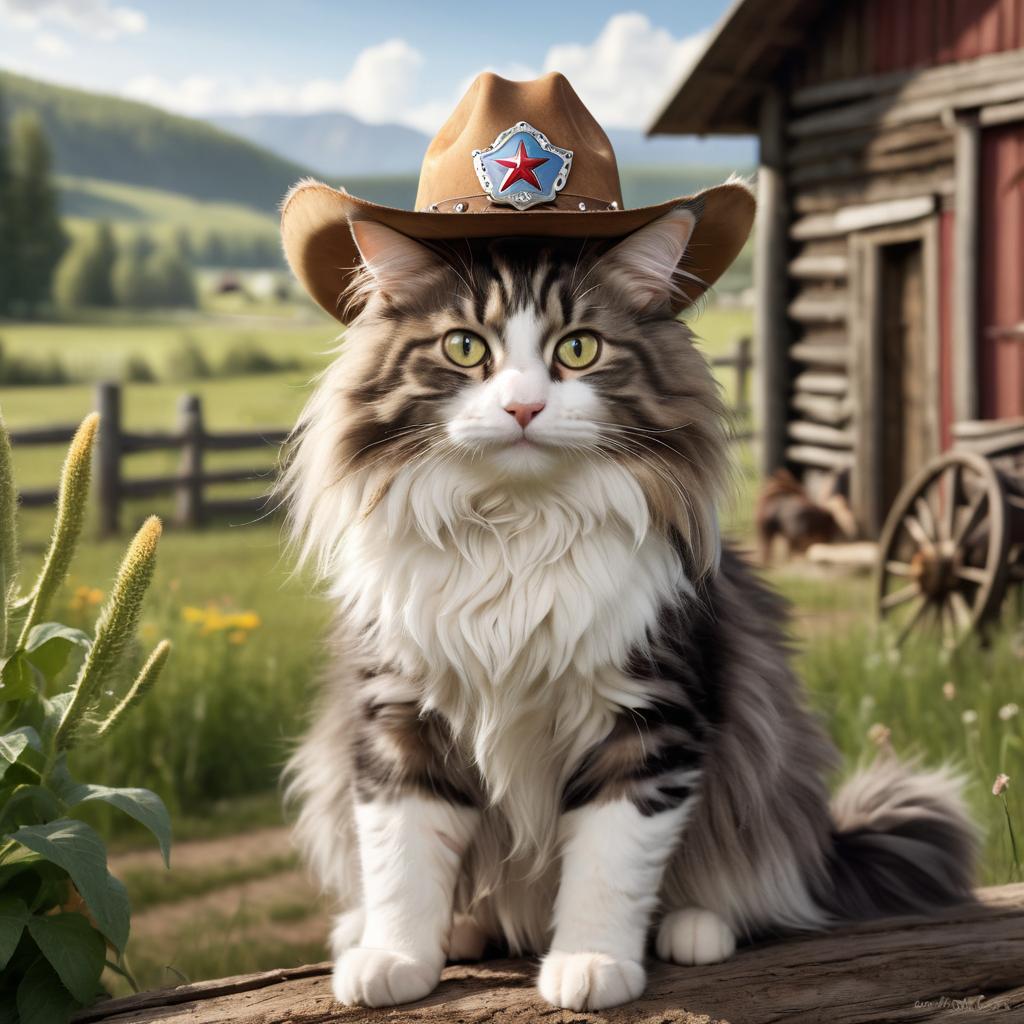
[208,111,755,178]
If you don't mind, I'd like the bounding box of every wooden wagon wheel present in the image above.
[876,451,1011,650]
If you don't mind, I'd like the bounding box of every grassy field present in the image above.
[2,303,1021,995]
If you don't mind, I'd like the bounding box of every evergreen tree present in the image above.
[171,226,193,264]
[9,112,68,315]
[143,246,197,309]
[53,222,118,310]
[0,84,14,316]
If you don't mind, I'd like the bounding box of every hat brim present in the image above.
[281,179,754,323]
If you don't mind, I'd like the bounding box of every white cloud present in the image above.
[34,31,71,57]
[119,14,705,134]
[0,0,145,40]
[543,12,706,129]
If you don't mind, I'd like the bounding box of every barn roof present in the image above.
[649,0,823,136]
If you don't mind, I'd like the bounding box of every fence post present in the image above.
[176,393,204,528]
[95,382,122,536]
[735,336,752,418]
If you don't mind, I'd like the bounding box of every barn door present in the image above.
[850,219,940,536]
[980,121,1024,420]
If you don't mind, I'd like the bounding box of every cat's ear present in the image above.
[349,220,440,299]
[600,207,697,311]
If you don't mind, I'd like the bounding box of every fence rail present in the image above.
[9,383,286,533]
[10,338,755,532]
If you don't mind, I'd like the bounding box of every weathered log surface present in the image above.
[74,885,1024,1024]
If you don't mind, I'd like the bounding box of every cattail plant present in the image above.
[0,411,173,1022]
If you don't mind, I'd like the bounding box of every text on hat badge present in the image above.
[472,122,573,211]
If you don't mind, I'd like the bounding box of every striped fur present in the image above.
[282,210,976,1011]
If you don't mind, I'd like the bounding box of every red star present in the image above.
[495,141,548,192]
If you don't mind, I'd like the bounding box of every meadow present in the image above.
[1,300,1021,993]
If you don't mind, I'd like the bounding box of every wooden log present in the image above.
[789,139,954,188]
[793,169,954,216]
[789,253,849,279]
[788,295,847,324]
[119,468,276,498]
[203,430,290,451]
[787,120,950,167]
[175,394,204,529]
[754,86,790,479]
[95,382,121,537]
[794,370,848,396]
[790,196,935,240]
[790,341,848,367]
[74,885,1024,1024]
[16,487,59,508]
[981,98,1024,127]
[791,391,853,426]
[790,46,1024,111]
[787,420,855,448]
[786,443,855,470]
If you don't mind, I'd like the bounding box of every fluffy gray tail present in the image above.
[821,758,977,921]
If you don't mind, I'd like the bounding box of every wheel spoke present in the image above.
[956,565,989,585]
[949,589,973,631]
[914,496,938,542]
[881,583,921,611]
[894,594,929,646]
[952,491,988,549]
[885,560,914,577]
[904,512,933,550]
[940,601,957,649]
[941,464,961,541]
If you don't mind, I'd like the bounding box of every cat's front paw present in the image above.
[656,907,736,965]
[538,950,645,1010]
[331,947,440,1007]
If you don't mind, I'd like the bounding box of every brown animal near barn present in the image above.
[755,467,855,563]
[654,0,1024,542]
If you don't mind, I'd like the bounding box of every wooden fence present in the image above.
[10,338,754,533]
[11,382,287,534]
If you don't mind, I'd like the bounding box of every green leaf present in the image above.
[0,993,17,1024]
[16,956,78,1024]
[63,784,172,868]
[0,727,43,782]
[40,693,73,746]
[0,785,63,831]
[6,821,130,951]
[23,623,91,680]
[0,897,28,969]
[27,914,105,1005]
[0,655,36,703]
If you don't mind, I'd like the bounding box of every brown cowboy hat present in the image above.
[281,71,754,322]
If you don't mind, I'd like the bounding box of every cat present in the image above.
[282,198,975,1012]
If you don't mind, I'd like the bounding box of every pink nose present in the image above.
[505,402,545,429]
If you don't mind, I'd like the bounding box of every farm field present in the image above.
[2,301,1021,998]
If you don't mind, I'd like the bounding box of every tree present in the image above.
[0,84,14,316]
[142,246,197,308]
[8,112,68,315]
[53,222,118,310]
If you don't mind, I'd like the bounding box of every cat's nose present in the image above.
[505,402,545,429]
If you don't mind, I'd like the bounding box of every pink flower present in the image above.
[993,773,1010,797]
[942,681,956,701]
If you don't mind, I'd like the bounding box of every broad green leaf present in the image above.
[63,784,172,868]
[0,993,17,1024]
[26,914,105,1005]
[0,896,27,969]
[0,655,36,703]
[0,785,63,832]
[6,821,130,951]
[40,692,73,746]
[16,957,78,1024]
[24,624,91,680]
[0,727,43,782]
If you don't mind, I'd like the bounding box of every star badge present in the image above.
[473,121,573,211]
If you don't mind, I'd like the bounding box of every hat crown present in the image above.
[415,72,623,212]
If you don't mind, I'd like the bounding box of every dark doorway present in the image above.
[878,240,927,517]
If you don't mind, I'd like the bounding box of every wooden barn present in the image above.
[652,0,1024,536]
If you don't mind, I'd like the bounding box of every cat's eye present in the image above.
[443,330,489,368]
[554,332,600,370]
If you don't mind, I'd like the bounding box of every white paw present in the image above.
[537,950,645,1010]
[328,909,365,958]
[447,913,487,961]
[331,947,440,1007]
[656,908,736,966]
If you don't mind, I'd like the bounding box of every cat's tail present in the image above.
[820,758,977,921]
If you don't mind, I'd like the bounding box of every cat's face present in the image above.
[288,209,732,576]
[339,213,727,487]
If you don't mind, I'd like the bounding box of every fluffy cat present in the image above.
[282,196,975,1012]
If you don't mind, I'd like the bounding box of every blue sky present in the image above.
[0,1,733,131]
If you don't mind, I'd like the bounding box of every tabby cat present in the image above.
[283,196,975,1011]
